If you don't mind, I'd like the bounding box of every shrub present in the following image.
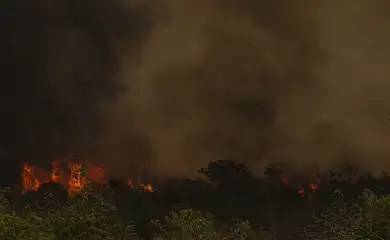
[303,189,390,240]
[47,191,135,240]
[0,188,135,240]
[151,208,273,240]
[0,188,53,240]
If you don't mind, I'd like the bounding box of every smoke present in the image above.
[1,0,390,183]
[0,0,152,183]
[268,1,390,174]
[118,0,390,176]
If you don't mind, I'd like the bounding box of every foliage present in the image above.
[0,187,271,240]
[303,189,390,240]
[151,209,272,240]
[46,191,135,240]
[4,159,390,239]
[152,209,217,240]
[0,188,134,240]
[0,188,54,240]
[199,160,251,186]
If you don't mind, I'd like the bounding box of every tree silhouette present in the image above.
[199,160,251,188]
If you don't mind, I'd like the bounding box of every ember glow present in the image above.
[51,160,61,183]
[68,163,88,196]
[279,174,321,198]
[140,183,154,192]
[20,160,154,195]
[128,179,154,192]
[22,163,40,193]
[309,178,320,192]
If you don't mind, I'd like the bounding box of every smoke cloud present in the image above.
[0,0,152,183]
[1,0,390,183]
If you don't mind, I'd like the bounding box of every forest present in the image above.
[1,1,389,239]
[2,159,390,240]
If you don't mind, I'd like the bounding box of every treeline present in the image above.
[2,160,390,239]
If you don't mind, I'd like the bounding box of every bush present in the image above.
[151,209,273,240]
[9,184,390,239]
[47,191,135,240]
[0,187,272,240]
[303,189,390,240]
[0,188,135,240]
[0,188,54,240]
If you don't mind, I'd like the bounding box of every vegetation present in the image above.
[2,160,390,239]
[303,189,390,240]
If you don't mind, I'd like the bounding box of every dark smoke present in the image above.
[0,0,152,184]
[120,0,390,176]
[1,0,390,184]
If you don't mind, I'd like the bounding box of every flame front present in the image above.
[68,163,87,196]
[21,160,155,196]
[51,160,61,183]
[22,163,40,193]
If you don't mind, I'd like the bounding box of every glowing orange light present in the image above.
[22,163,40,193]
[68,163,87,196]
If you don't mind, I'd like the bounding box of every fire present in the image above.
[20,160,155,196]
[279,174,321,198]
[128,179,154,192]
[140,183,154,192]
[51,160,61,183]
[68,163,88,196]
[309,179,320,192]
[22,163,40,193]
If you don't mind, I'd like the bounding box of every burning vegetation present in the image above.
[21,159,154,196]
[21,163,40,193]
[9,159,390,239]
[279,174,321,198]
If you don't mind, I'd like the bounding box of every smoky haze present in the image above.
[1,0,390,183]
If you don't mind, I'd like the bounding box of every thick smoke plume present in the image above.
[0,0,152,184]
[1,0,390,184]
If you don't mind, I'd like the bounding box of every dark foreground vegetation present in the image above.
[2,160,390,239]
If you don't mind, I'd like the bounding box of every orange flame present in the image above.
[128,179,153,192]
[68,163,87,196]
[309,180,320,192]
[280,173,321,198]
[51,160,61,183]
[140,183,154,192]
[20,160,154,196]
[22,163,40,193]
[308,174,320,192]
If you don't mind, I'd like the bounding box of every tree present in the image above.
[199,160,251,187]
[151,209,271,240]
[303,189,390,239]
[0,187,135,240]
